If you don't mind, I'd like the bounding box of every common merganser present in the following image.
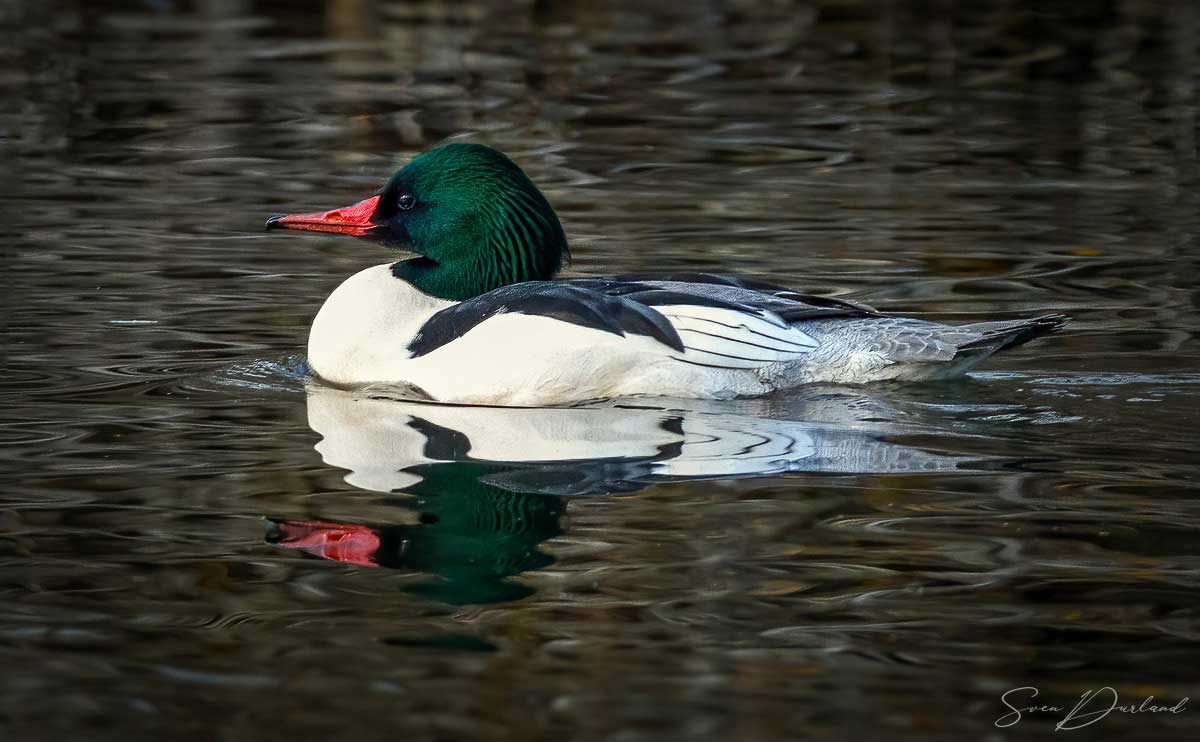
[266,143,1067,406]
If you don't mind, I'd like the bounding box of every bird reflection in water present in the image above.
[267,385,965,604]
[268,460,563,604]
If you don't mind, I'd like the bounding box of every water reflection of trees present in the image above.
[13,1,1196,173]
[7,0,1197,367]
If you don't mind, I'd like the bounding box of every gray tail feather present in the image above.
[958,313,1069,355]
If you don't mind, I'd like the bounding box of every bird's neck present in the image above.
[391,253,552,302]
[392,257,491,302]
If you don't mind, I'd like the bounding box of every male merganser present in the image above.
[267,143,1067,406]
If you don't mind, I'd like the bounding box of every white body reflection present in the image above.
[306,385,966,495]
[268,385,968,603]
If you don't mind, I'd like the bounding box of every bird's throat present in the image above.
[391,254,545,302]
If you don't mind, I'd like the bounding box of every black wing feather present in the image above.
[408,272,880,359]
[408,282,685,358]
[567,273,879,321]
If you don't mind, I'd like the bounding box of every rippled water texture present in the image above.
[3,1,1200,740]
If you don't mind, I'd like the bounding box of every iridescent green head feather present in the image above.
[267,143,569,301]
[382,144,569,300]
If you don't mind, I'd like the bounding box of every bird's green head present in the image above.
[267,143,569,301]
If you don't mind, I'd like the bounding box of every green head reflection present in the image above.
[268,461,564,605]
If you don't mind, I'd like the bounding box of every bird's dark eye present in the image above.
[397,193,416,211]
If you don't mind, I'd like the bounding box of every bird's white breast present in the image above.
[307,263,452,386]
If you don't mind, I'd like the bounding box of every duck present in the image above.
[266,143,1067,406]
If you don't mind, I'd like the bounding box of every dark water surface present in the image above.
[4,1,1200,740]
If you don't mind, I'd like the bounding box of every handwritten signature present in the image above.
[996,686,1188,730]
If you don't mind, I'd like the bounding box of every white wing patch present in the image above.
[660,305,819,369]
